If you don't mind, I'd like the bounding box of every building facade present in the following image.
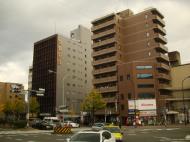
[28,66,33,90]
[0,82,24,118]
[166,63,190,124]
[91,8,170,124]
[32,25,92,117]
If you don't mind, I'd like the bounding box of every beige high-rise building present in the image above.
[91,8,170,124]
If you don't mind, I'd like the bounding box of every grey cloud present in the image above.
[0,0,190,86]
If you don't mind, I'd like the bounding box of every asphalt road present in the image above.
[0,126,190,142]
[124,126,190,142]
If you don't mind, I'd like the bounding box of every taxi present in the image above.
[103,124,123,142]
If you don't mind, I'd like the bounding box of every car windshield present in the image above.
[103,127,121,133]
[70,133,100,142]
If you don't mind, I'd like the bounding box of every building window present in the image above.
[145,23,149,28]
[138,93,155,99]
[137,84,154,88]
[145,14,148,19]
[148,52,151,56]
[136,66,152,70]
[128,93,132,99]
[127,74,130,80]
[146,32,150,37]
[147,42,150,46]
[120,75,123,81]
[137,73,153,79]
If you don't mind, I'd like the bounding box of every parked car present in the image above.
[43,117,60,127]
[64,121,80,128]
[103,125,123,142]
[67,130,115,142]
[31,119,42,128]
[34,121,53,130]
[92,123,105,130]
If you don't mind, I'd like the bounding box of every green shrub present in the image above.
[13,120,27,128]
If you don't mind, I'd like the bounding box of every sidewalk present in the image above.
[122,124,190,130]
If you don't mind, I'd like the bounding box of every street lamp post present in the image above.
[48,69,69,116]
[26,88,45,128]
[182,76,190,125]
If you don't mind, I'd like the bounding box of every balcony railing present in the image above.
[152,15,165,27]
[154,25,166,35]
[91,18,116,32]
[156,53,169,62]
[93,76,117,84]
[93,66,117,75]
[156,73,171,80]
[156,63,170,71]
[154,33,167,44]
[92,46,118,57]
[97,86,118,93]
[158,83,171,90]
[92,55,118,66]
[92,37,116,49]
[92,28,116,40]
[155,43,168,53]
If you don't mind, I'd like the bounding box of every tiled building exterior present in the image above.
[91,8,170,124]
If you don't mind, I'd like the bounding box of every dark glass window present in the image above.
[120,75,123,81]
[138,93,155,99]
[136,66,152,70]
[127,74,130,80]
[137,84,154,88]
[137,74,153,79]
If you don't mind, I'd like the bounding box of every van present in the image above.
[43,117,60,127]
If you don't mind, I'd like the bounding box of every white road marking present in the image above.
[6,136,12,139]
[56,139,66,141]
[0,130,53,135]
[127,133,136,135]
[15,138,23,141]
[185,135,190,140]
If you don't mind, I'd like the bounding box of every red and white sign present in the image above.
[128,99,156,110]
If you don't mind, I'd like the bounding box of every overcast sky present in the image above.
[0,0,190,88]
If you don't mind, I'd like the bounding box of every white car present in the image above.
[67,130,116,142]
[64,121,80,128]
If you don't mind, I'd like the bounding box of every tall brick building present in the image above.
[91,8,170,124]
